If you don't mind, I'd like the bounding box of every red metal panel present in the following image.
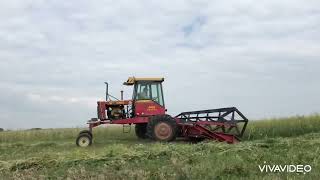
[178,124,239,144]
[110,117,149,124]
[134,100,165,116]
[97,101,107,120]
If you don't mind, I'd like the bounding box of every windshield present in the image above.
[133,82,165,107]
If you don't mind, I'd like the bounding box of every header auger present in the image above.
[76,77,249,147]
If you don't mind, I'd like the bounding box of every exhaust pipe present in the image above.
[104,82,109,101]
[121,90,124,100]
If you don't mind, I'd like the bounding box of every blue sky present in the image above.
[0,0,320,129]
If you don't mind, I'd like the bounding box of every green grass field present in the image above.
[1,115,320,179]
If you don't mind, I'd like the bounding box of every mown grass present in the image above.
[0,115,320,179]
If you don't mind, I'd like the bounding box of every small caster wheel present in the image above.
[76,133,92,147]
[79,130,93,138]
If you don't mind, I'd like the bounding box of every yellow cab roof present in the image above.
[123,77,164,85]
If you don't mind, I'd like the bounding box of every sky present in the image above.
[0,0,320,129]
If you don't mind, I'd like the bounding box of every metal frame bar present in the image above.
[175,107,248,138]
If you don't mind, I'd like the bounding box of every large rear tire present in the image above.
[135,124,148,139]
[147,115,177,142]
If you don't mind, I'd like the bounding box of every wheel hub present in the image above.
[78,136,90,147]
[154,122,172,140]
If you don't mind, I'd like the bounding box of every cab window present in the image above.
[134,82,165,106]
[150,83,164,106]
[136,83,150,100]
